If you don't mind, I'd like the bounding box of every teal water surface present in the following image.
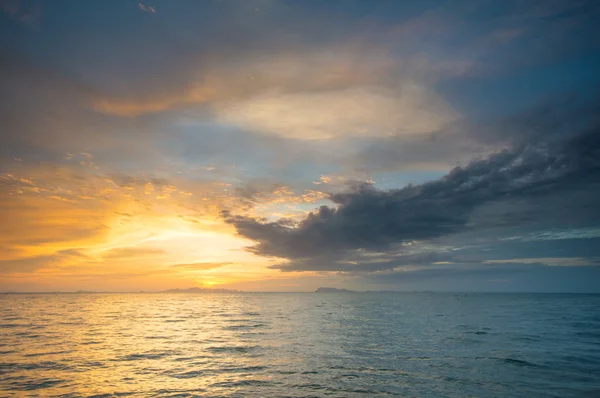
[1,293,599,397]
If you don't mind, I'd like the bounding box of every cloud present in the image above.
[0,161,241,275]
[484,257,600,267]
[0,188,112,257]
[92,47,458,141]
[170,262,233,271]
[215,83,457,140]
[0,50,176,170]
[137,2,155,13]
[2,0,600,291]
[368,263,531,283]
[0,249,86,274]
[0,45,462,183]
[5,0,588,182]
[350,126,489,173]
[224,111,600,271]
[101,247,165,260]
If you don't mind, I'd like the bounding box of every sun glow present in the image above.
[0,170,282,291]
[85,212,274,286]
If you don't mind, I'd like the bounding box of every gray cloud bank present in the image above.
[223,99,600,272]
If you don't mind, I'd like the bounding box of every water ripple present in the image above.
[1,293,599,397]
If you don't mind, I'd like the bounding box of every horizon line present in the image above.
[1,290,599,294]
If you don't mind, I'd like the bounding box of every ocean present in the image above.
[1,292,599,397]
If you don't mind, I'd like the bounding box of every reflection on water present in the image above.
[1,293,599,397]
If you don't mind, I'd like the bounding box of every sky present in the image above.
[1,0,600,292]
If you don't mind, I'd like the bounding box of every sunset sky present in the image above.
[1,0,599,292]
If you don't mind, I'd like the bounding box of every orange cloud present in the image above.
[0,160,332,290]
[170,262,233,270]
[100,247,166,260]
[90,46,458,140]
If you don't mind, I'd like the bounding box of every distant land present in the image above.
[0,287,240,294]
[315,287,356,293]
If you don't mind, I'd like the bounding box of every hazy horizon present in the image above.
[3,288,600,294]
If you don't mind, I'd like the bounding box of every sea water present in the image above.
[1,292,599,397]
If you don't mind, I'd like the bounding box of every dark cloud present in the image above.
[224,112,600,271]
[265,251,457,273]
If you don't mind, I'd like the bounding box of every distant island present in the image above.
[1,287,240,294]
[314,287,356,293]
